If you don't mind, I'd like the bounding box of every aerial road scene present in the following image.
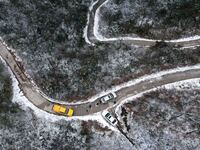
[0,0,200,149]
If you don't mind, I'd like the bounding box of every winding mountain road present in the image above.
[0,0,200,117]
[1,41,200,116]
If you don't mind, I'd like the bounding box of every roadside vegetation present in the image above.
[118,86,200,149]
[110,42,200,86]
[0,62,19,127]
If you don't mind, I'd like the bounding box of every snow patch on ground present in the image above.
[179,45,200,50]
[164,78,200,90]
[168,35,200,42]
[83,15,94,45]
[83,0,98,46]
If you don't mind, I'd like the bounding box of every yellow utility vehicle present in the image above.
[52,104,74,117]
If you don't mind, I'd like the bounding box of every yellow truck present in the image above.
[52,104,74,117]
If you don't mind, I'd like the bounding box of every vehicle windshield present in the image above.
[105,113,110,117]
[112,120,116,124]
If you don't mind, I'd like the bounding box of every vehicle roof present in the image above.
[67,108,74,117]
[103,95,110,101]
[102,110,110,116]
[111,92,117,98]
[52,104,66,113]
[102,110,117,125]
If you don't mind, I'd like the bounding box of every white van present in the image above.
[102,110,118,126]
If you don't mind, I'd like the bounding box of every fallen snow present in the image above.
[83,0,99,46]
[164,78,200,90]
[168,35,200,42]
[179,45,200,50]
[83,13,94,45]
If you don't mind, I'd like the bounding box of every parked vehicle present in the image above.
[100,92,117,103]
[52,104,74,117]
[102,110,118,126]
